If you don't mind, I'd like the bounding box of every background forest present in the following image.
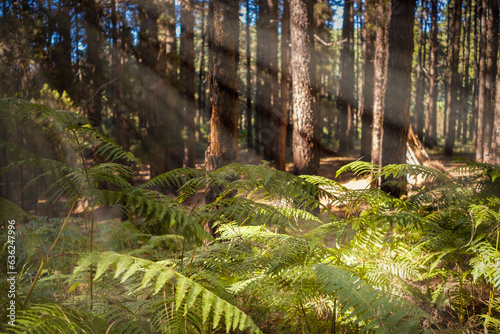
[1,0,500,333]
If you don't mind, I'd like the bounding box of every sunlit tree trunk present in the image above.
[205,0,240,235]
[371,0,390,170]
[444,0,462,156]
[290,0,319,175]
[381,0,416,197]
[424,0,438,148]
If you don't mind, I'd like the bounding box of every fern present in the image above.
[73,252,262,333]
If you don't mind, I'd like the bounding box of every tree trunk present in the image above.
[205,0,240,236]
[414,3,427,142]
[381,0,416,197]
[111,0,126,150]
[476,0,487,161]
[276,0,290,171]
[181,0,196,167]
[161,0,183,173]
[290,0,319,175]
[84,0,104,128]
[360,0,376,162]
[493,61,500,165]
[371,0,390,170]
[424,0,438,148]
[245,0,253,150]
[444,0,462,156]
[256,0,279,162]
[460,0,472,145]
[338,0,355,153]
[483,0,499,163]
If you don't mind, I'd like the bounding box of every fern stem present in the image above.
[22,198,77,308]
[299,298,312,333]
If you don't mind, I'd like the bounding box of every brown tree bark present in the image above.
[256,0,279,162]
[444,0,462,156]
[338,0,355,153]
[290,0,319,175]
[483,0,499,163]
[205,0,240,236]
[245,0,253,150]
[381,0,416,197]
[460,0,472,145]
[276,0,290,171]
[360,0,376,162]
[371,0,390,170]
[476,0,487,161]
[424,0,438,148]
[181,0,196,167]
[162,0,184,172]
[414,2,427,142]
[494,62,500,165]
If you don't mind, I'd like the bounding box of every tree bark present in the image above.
[381,0,416,197]
[290,0,319,175]
[276,0,290,171]
[338,0,355,153]
[424,0,438,148]
[483,0,499,163]
[414,2,427,142]
[181,0,196,167]
[205,0,240,236]
[371,0,390,170]
[360,0,376,162]
[245,0,253,150]
[444,0,462,156]
[476,0,487,161]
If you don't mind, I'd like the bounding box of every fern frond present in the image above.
[74,252,262,333]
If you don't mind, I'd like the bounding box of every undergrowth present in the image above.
[1,99,500,333]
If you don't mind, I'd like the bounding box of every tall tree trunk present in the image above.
[444,0,462,156]
[256,0,279,161]
[461,0,472,144]
[162,0,183,172]
[483,0,499,163]
[290,0,319,175]
[493,61,500,165]
[371,0,390,170]
[111,0,126,150]
[414,2,427,142]
[470,0,479,144]
[360,0,376,162]
[338,0,355,153]
[476,0,487,161]
[276,0,290,171]
[381,0,416,197]
[424,0,438,148]
[205,0,240,235]
[84,0,104,128]
[245,0,253,150]
[181,0,196,167]
[197,0,207,143]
